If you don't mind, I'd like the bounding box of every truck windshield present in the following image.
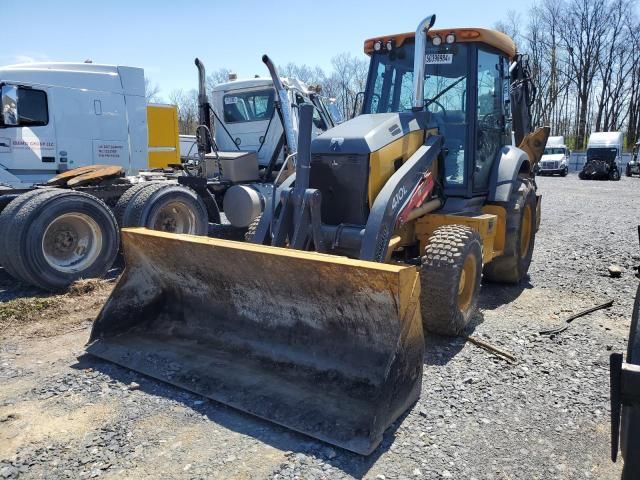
[587,147,618,161]
[544,147,565,155]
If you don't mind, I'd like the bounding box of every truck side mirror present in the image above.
[1,85,18,127]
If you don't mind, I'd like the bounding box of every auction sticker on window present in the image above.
[425,53,453,64]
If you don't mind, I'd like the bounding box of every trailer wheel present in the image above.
[122,183,208,235]
[1,189,119,291]
[483,177,536,284]
[420,225,482,336]
[0,188,55,280]
[609,167,621,181]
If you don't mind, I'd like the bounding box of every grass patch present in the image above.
[0,296,62,327]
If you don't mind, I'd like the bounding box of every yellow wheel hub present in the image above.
[457,254,477,313]
[520,205,532,259]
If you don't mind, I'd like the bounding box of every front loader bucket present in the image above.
[87,228,424,455]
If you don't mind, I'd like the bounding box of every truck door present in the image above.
[216,88,278,167]
[0,84,56,185]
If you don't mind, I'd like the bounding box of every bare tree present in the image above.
[144,77,162,104]
[168,88,198,134]
[206,68,233,97]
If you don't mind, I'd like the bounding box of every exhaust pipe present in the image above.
[411,15,436,111]
[262,55,298,156]
[194,58,212,153]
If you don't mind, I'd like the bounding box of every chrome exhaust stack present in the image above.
[262,54,298,156]
[411,14,436,111]
[194,58,212,154]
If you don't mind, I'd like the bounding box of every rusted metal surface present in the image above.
[87,228,424,455]
[47,165,125,187]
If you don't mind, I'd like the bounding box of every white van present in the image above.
[538,135,570,176]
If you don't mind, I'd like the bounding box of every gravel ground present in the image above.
[0,173,635,479]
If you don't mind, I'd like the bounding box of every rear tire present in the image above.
[0,188,54,281]
[420,225,482,336]
[483,177,536,284]
[121,183,208,235]
[0,189,119,291]
[113,181,163,227]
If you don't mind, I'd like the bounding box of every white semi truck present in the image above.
[579,131,623,181]
[538,135,570,176]
[0,62,181,187]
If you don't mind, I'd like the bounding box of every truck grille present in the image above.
[541,161,559,169]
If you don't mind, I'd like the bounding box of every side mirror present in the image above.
[1,85,18,126]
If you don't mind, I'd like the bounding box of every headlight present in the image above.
[373,41,382,52]
[431,35,442,46]
[445,33,456,44]
[385,40,393,51]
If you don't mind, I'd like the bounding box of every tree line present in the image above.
[496,0,640,150]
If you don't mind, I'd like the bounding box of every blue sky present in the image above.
[4,0,526,99]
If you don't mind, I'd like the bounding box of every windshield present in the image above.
[544,147,566,155]
[364,41,468,115]
[587,147,618,161]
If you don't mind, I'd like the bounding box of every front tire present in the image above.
[420,225,482,336]
[560,167,568,177]
[483,177,536,284]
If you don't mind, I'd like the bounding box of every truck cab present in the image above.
[0,63,150,187]
[579,131,623,181]
[538,135,569,176]
[0,63,179,188]
[210,77,337,168]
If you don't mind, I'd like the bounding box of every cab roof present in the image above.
[364,28,516,59]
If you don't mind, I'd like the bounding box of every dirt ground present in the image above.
[0,173,635,479]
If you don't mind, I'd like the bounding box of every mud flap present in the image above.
[87,228,424,455]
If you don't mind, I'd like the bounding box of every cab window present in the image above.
[223,89,274,123]
[1,86,48,127]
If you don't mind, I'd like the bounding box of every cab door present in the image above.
[0,84,56,185]
[472,49,505,194]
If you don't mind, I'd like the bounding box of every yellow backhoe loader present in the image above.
[87,15,548,455]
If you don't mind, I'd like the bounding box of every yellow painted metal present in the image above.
[518,126,551,173]
[481,204,506,255]
[457,254,477,313]
[365,28,517,59]
[87,228,425,455]
[147,104,180,169]
[415,213,499,264]
[368,129,424,207]
[520,204,532,258]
